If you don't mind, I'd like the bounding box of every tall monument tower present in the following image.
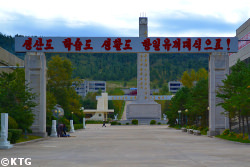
[126,17,161,120]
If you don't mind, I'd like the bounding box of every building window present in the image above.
[99,114,102,117]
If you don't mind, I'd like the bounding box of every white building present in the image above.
[168,81,183,94]
[73,80,106,97]
[229,18,250,67]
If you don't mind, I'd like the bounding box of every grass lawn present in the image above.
[16,135,42,143]
[106,80,137,91]
[216,135,250,143]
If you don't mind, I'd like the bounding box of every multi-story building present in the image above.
[121,88,159,95]
[168,81,183,94]
[74,80,106,97]
[229,18,250,67]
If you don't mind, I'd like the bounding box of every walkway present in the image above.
[1,125,250,167]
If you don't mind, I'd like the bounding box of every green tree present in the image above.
[0,68,37,131]
[217,60,250,134]
[186,79,208,127]
[196,68,208,81]
[181,71,193,88]
[167,87,190,126]
[47,55,83,123]
[181,68,208,88]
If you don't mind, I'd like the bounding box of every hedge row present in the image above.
[85,120,104,124]
[110,121,121,125]
[131,119,138,125]
[8,129,22,144]
[74,124,83,130]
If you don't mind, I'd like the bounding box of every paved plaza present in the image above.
[1,125,250,167]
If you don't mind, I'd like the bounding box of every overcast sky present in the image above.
[0,0,249,37]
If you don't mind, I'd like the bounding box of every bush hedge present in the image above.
[111,121,118,125]
[85,120,104,124]
[8,129,22,144]
[46,126,52,136]
[150,120,156,125]
[8,132,12,141]
[131,119,138,125]
[74,124,83,130]
[8,116,18,129]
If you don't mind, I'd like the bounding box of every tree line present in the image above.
[217,60,250,136]
[165,60,250,136]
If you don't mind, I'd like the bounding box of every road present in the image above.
[1,124,250,167]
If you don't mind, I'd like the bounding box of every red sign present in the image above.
[15,37,238,53]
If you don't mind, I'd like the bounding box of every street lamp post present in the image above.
[185,109,188,126]
[178,110,181,128]
[71,112,74,120]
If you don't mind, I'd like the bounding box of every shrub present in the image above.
[157,122,161,125]
[150,120,156,125]
[191,125,198,130]
[243,135,249,141]
[65,125,70,132]
[46,126,52,136]
[198,126,204,131]
[131,119,138,125]
[8,129,22,144]
[8,116,18,129]
[111,121,118,125]
[8,132,12,141]
[74,124,83,130]
[118,122,121,125]
[60,117,69,125]
[86,120,104,124]
[222,129,230,136]
[228,131,236,137]
[126,122,129,125]
[236,133,244,139]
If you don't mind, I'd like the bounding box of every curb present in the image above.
[15,137,50,145]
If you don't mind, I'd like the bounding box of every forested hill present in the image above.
[0,33,209,87]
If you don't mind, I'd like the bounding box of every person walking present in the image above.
[102,120,106,127]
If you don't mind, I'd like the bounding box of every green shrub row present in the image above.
[8,129,22,144]
[150,120,156,125]
[8,132,12,142]
[111,121,121,125]
[74,124,83,130]
[85,120,104,124]
[218,129,250,143]
[131,119,138,125]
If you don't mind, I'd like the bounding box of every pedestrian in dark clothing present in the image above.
[102,121,106,127]
[57,124,64,137]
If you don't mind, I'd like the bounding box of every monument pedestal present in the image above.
[126,103,161,120]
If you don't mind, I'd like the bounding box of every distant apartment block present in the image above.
[168,81,183,94]
[73,80,106,97]
[121,88,159,95]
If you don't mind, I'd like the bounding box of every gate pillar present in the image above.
[208,52,229,136]
[25,52,47,137]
